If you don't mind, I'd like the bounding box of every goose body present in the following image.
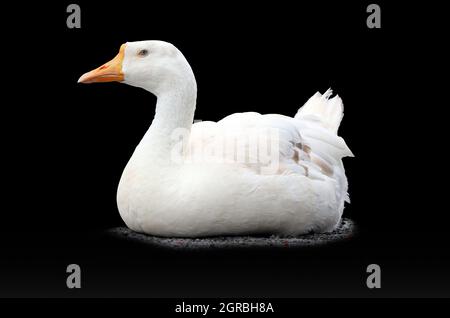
[79,41,353,237]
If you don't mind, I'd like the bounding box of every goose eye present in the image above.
[138,49,149,57]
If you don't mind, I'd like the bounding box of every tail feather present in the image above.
[295,88,344,134]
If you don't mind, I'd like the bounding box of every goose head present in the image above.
[78,41,195,96]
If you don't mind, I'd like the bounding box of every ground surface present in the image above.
[107,218,356,249]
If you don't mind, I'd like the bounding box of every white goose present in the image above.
[79,41,353,237]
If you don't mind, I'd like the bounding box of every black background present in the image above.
[0,1,448,298]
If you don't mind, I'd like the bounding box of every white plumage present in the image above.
[79,40,354,237]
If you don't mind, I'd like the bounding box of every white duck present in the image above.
[79,41,353,237]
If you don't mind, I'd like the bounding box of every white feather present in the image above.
[295,88,344,134]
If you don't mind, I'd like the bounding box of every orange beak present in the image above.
[78,44,126,83]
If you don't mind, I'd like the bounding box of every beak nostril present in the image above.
[99,65,108,70]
